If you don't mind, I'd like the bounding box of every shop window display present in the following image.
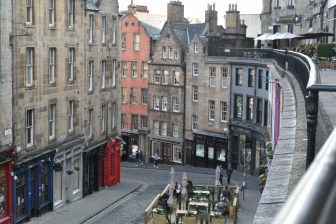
[173,145,182,163]
[217,149,226,162]
[16,174,26,219]
[0,166,7,218]
[196,144,205,157]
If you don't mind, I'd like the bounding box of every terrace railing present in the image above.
[222,48,336,222]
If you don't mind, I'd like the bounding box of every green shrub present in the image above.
[317,43,336,58]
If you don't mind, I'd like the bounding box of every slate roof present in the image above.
[135,12,166,39]
[171,23,206,49]
[86,0,100,11]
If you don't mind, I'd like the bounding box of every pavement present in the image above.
[27,162,260,224]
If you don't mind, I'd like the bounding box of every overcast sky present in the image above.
[119,0,262,24]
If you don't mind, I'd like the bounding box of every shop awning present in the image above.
[297,31,334,39]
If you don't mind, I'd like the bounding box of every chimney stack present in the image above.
[167,1,185,23]
[205,2,218,36]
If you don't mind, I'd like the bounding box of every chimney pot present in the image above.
[213,3,216,11]
[235,4,237,11]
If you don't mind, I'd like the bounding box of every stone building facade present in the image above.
[0,2,16,224]
[147,1,190,164]
[120,4,165,163]
[9,0,120,223]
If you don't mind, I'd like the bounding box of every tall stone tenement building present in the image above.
[261,0,335,43]
[120,3,165,163]
[0,1,16,223]
[6,1,121,223]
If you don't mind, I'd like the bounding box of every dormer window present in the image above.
[194,43,199,53]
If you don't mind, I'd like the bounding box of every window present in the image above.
[192,86,198,102]
[247,97,254,121]
[48,0,55,27]
[26,0,34,25]
[275,0,280,7]
[101,60,106,89]
[194,42,199,53]
[68,100,74,133]
[68,48,75,82]
[72,158,80,191]
[142,61,148,78]
[174,50,179,59]
[112,17,117,45]
[196,144,205,157]
[172,124,179,138]
[161,122,167,136]
[234,95,242,119]
[248,69,254,87]
[121,87,127,103]
[26,48,34,86]
[101,16,106,44]
[130,88,137,104]
[131,61,137,77]
[141,116,148,128]
[264,100,268,127]
[49,104,56,140]
[209,100,215,121]
[153,96,160,110]
[112,59,117,87]
[88,61,93,92]
[88,14,94,43]
[112,102,116,129]
[141,89,147,105]
[101,105,107,133]
[236,68,243,86]
[162,143,171,160]
[221,67,228,87]
[16,174,26,219]
[121,61,128,77]
[132,33,140,51]
[154,70,161,84]
[173,145,182,163]
[161,97,168,111]
[288,0,294,6]
[168,47,173,59]
[172,97,180,112]
[192,63,199,76]
[258,70,263,89]
[221,101,227,122]
[49,48,56,84]
[121,114,127,129]
[152,141,160,156]
[88,109,93,138]
[162,46,167,59]
[26,109,34,147]
[121,33,126,49]
[162,70,169,85]
[173,71,180,85]
[153,121,160,135]
[68,0,75,28]
[192,115,198,130]
[131,115,138,129]
[209,67,216,87]
[257,98,263,124]
[265,70,269,90]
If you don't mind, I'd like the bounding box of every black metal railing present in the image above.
[223,48,336,222]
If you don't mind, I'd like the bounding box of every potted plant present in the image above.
[152,207,167,224]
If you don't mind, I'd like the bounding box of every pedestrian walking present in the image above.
[135,150,140,167]
[219,165,224,185]
[138,150,144,165]
[153,153,159,168]
[226,164,233,185]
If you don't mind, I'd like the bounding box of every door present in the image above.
[65,157,72,203]
[231,135,239,169]
[30,168,38,216]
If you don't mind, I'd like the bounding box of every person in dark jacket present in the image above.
[226,164,233,184]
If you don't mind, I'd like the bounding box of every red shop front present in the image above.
[104,138,121,186]
[0,145,16,224]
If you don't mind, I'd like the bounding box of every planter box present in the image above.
[153,214,167,224]
[183,216,197,224]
